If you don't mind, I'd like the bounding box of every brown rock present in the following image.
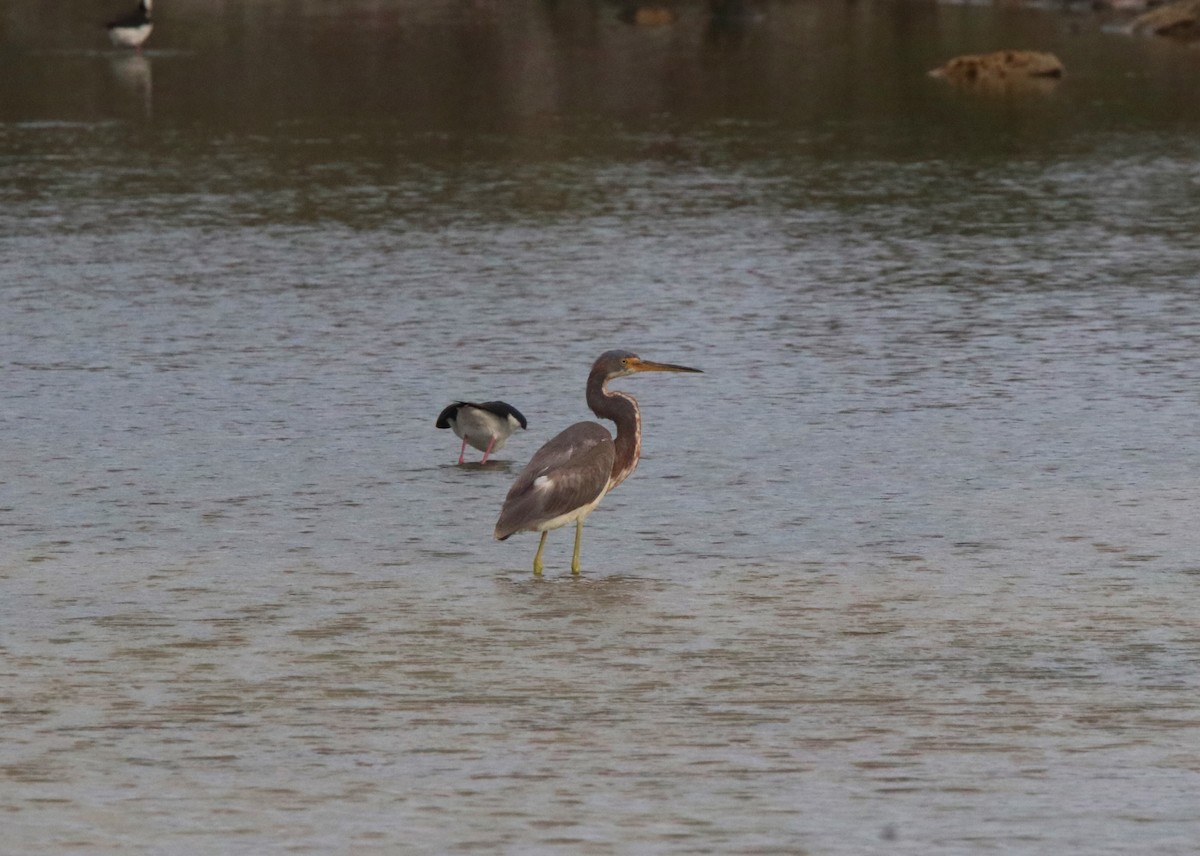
[1130,0,1200,41]
[930,50,1066,85]
[618,6,678,26]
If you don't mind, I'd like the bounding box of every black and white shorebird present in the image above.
[436,401,528,465]
[106,0,154,52]
[494,350,701,576]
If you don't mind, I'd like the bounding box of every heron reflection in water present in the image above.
[495,350,702,576]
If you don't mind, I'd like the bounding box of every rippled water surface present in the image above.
[3,1,1200,852]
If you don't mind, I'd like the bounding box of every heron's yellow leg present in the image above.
[571,520,584,574]
[532,531,548,576]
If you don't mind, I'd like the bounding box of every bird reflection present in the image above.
[705,0,760,48]
[107,53,153,119]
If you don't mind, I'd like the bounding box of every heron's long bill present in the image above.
[628,358,703,374]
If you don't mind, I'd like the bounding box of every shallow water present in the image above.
[3,1,1200,853]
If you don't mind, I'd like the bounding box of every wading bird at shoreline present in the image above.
[494,350,702,576]
[106,0,153,52]
[436,401,527,465]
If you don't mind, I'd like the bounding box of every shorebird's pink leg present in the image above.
[481,436,498,464]
[458,436,468,465]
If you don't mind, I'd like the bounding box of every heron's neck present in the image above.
[587,374,641,490]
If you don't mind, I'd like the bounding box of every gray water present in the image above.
[3,1,1200,853]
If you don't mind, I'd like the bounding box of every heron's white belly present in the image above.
[532,481,609,532]
[109,23,153,47]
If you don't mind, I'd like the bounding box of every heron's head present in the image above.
[592,349,703,380]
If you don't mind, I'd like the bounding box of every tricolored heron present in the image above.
[106,0,153,51]
[437,401,527,465]
[494,350,702,576]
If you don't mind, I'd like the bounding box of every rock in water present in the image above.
[1130,0,1200,41]
[930,51,1065,88]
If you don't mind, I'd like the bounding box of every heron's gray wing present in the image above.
[494,422,614,539]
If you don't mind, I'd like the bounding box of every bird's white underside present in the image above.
[449,407,523,452]
[530,476,609,532]
[109,23,152,47]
